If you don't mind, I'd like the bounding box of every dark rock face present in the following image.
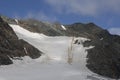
[84,30,120,79]
[0,17,42,65]
[67,23,120,79]
[85,33,120,79]
[65,23,103,38]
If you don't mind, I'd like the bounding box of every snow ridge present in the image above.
[9,24,46,39]
[15,19,19,24]
[61,25,66,30]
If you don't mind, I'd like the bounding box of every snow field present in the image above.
[0,24,113,80]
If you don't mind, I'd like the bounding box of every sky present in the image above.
[0,0,120,35]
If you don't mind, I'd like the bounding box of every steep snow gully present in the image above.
[0,24,114,80]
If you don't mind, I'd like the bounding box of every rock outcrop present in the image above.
[68,23,120,79]
[0,17,42,65]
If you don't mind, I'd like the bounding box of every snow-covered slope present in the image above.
[10,24,91,63]
[0,24,113,80]
[9,24,46,39]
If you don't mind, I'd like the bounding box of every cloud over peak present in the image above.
[109,27,120,35]
[45,0,120,16]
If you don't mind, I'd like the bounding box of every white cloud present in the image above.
[23,12,57,22]
[108,28,120,35]
[45,0,120,16]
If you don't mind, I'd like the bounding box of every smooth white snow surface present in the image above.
[61,25,66,30]
[0,24,113,80]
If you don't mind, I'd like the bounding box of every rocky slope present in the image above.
[67,23,120,79]
[0,17,42,65]
[1,15,120,79]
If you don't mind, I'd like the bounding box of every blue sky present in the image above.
[0,0,120,35]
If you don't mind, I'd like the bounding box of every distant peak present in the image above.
[72,22,84,25]
[86,22,96,26]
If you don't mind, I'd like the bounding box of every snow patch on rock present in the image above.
[15,19,19,24]
[61,25,66,30]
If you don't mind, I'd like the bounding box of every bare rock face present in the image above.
[66,23,120,79]
[0,17,42,65]
[68,23,120,79]
[85,30,120,79]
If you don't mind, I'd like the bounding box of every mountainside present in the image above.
[0,17,42,65]
[1,15,120,79]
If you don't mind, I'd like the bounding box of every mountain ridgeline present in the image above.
[1,15,120,79]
